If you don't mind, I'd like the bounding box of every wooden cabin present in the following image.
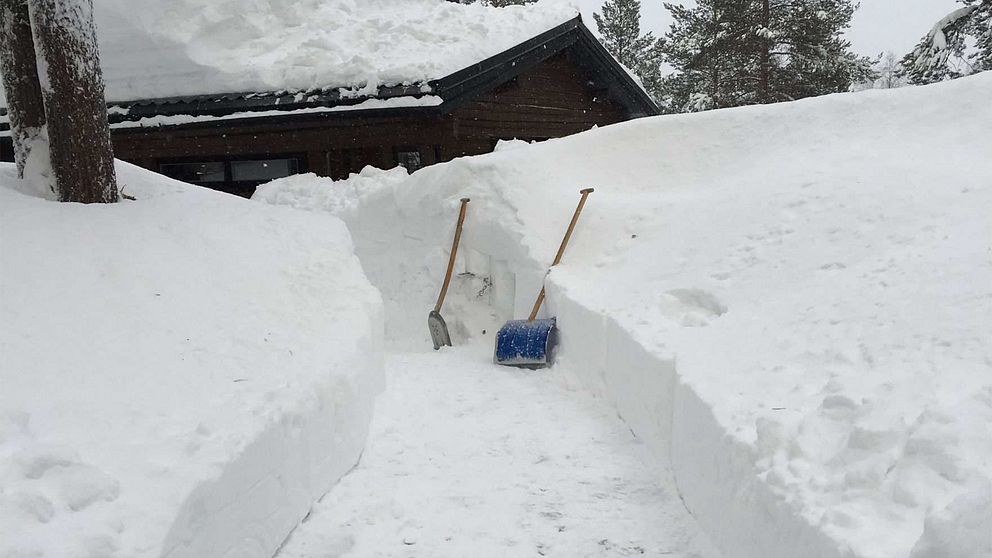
[2,16,657,197]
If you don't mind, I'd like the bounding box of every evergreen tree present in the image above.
[900,0,991,85]
[659,0,751,111]
[660,0,875,112]
[593,0,665,104]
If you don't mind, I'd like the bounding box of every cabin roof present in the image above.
[95,0,580,102]
[105,18,659,128]
[1,2,659,131]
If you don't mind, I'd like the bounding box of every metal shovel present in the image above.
[429,197,470,350]
[494,188,594,367]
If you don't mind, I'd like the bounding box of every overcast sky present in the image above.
[572,0,961,57]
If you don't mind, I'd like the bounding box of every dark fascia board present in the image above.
[108,83,431,122]
[429,17,584,112]
[110,104,444,135]
[431,17,659,118]
[3,16,658,133]
[570,22,660,117]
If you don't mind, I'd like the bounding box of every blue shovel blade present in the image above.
[494,318,558,367]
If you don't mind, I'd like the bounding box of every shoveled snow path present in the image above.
[276,343,719,558]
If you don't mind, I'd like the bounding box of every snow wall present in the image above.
[257,72,992,558]
[0,162,384,558]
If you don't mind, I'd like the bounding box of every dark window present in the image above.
[1,137,14,163]
[395,150,422,173]
[231,158,298,182]
[160,161,225,184]
[158,156,303,197]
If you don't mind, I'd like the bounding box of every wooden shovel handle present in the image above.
[528,188,594,321]
[434,198,470,313]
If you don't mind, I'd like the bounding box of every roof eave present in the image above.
[430,16,660,118]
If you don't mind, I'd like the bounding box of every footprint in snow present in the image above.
[658,289,727,327]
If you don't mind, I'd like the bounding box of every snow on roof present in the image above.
[86,0,578,103]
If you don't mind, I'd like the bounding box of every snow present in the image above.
[928,6,977,51]
[256,72,992,558]
[277,346,719,557]
[0,161,384,558]
[45,0,578,104]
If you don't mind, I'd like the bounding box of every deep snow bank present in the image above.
[256,73,992,558]
[0,162,383,558]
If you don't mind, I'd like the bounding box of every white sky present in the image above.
[572,0,962,57]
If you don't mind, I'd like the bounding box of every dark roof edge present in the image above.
[106,83,432,122]
[571,21,660,117]
[431,16,659,118]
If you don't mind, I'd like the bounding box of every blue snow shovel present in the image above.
[494,188,594,368]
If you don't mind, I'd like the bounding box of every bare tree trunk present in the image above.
[0,0,46,179]
[28,0,116,203]
[759,0,771,103]
[710,5,719,106]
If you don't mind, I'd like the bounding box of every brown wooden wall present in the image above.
[446,52,626,158]
[110,50,630,190]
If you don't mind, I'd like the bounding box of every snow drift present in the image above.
[0,162,383,558]
[257,73,992,558]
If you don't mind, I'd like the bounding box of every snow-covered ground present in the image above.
[3,44,987,558]
[277,345,718,558]
[258,73,992,558]
[0,163,383,558]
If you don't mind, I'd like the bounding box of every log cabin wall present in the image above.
[108,51,629,196]
[446,51,626,157]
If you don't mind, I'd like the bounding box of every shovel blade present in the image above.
[494,318,558,368]
[428,310,452,350]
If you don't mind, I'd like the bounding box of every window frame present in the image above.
[393,146,423,174]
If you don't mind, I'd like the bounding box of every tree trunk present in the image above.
[28,0,116,203]
[0,0,46,179]
[759,0,771,103]
[710,4,719,106]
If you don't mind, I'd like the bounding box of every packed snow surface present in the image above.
[258,73,992,558]
[0,162,383,558]
[71,0,577,103]
[277,346,718,558]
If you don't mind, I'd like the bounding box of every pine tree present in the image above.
[659,0,752,111]
[900,0,991,85]
[660,0,875,112]
[593,0,665,103]
[767,0,876,101]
